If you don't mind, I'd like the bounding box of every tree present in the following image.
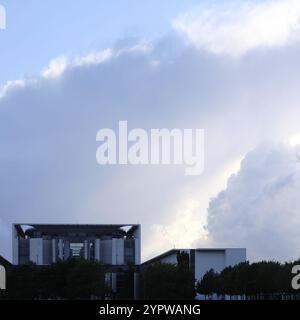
[4,258,106,300]
[64,259,106,299]
[6,262,38,300]
[141,262,195,300]
[177,251,190,269]
[196,260,300,300]
[117,263,135,300]
[197,269,219,299]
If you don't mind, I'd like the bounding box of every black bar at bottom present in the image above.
[0,300,297,319]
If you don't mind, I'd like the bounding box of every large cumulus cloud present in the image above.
[208,143,300,262]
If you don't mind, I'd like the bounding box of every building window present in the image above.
[19,239,29,264]
[124,239,135,264]
[70,242,84,258]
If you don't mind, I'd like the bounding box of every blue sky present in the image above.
[0,0,201,86]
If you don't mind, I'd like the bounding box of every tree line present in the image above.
[1,256,299,300]
[1,252,195,300]
[197,260,300,300]
[3,259,107,300]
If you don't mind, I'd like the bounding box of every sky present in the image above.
[0,0,201,86]
[1,0,300,263]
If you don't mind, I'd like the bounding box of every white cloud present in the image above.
[0,79,28,99]
[208,143,300,261]
[41,42,151,79]
[42,56,69,79]
[173,0,300,57]
[289,132,300,147]
[146,198,208,258]
[41,49,114,79]
[2,8,300,263]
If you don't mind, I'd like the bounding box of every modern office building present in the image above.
[12,223,141,298]
[143,248,246,283]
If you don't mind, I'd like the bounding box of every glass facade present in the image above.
[19,239,29,265]
[124,239,135,264]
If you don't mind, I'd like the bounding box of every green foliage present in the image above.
[5,262,38,300]
[141,262,195,300]
[4,257,300,300]
[4,258,106,300]
[197,269,219,298]
[196,260,300,299]
[177,251,190,269]
[117,263,135,300]
[65,259,106,299]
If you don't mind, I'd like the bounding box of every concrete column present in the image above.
[112,239,117,265]
[12,238,19,265]
[95,239,101,261]
[58,239,63,260]
[84,240,89,260]
[134,226,141,265]
[64,240,70,260]
[12,225,19,265]
[52,239,57,263]
[116,239,124,265]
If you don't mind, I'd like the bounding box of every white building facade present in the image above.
[143,248,246,284]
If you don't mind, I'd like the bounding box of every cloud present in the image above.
[207,143,300,262]
[173,0,300,57]
[0,79,28,99]
[146,198,209,258]
[41,41,153,80]
[2,4,300,262]
[0,38,214,261]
